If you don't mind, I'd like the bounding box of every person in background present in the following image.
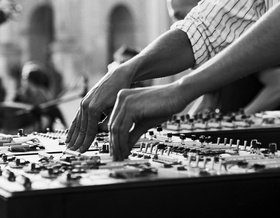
[14,61,53,105]
[14,61,66,132]
[65,1,280,160]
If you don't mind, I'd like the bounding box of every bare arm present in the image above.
[128,29,195,82]
[65,28,195,153]
[109,3,280,160]
[177,4,280,107]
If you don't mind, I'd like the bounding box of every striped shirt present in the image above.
[171,0,280,68]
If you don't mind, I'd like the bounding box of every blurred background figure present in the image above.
[12,61,67,132]
[14,61,53,105]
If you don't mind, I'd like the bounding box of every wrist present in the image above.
[113,59,142,85]
[123,55,148,83]
[174,75,202,109]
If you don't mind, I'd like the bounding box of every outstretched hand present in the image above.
[65,68,132,153]
[109,82,186,161]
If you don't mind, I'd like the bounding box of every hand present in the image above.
[65,67,132,152]
[109,83,186,161]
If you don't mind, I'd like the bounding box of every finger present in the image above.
[110,103,134,161]
[69,102,89,151]
[65,114,78,143]
[109,99,125,161]
[109,115,124,161]
[79,111,100,153]
[126,117,170,157]
[108,96,122,161]
[66,110,82,148]
[126,124,148,157]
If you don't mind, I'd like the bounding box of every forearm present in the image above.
[244,86,280,114]
[123,29,194,82]
[176,4,280,106]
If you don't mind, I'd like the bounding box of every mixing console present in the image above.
[163,110,280,147]
[1,126,280,217]
[165,110,280,131]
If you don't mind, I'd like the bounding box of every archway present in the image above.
[108,4,136,64]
